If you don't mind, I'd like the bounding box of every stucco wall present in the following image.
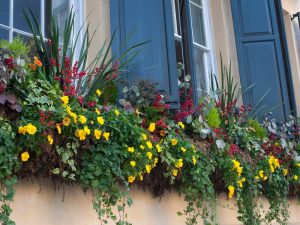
[10,180,300,225]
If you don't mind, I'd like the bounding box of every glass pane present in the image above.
[191,0,202,6]
[193,47,207,95]
[14,0,41,33]
[0,28,9,40]
[174,0,182,36]
[52,0,70,42]
[0,0,9,26]
[190,3,206,46]
[45,0,52,38]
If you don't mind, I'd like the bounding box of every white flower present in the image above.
[216,139,226,150]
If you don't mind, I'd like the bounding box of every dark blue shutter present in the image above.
[110,0,179,105]
[231,0,295,121]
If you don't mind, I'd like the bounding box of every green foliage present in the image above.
[248,119,267,139]
[206,107,221,129]
[0,37,30,56]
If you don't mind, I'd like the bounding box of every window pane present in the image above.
[14,0,41,33]
[190,3,206,46]
[173,0,182,36]
[52,0,70,42]
[193,47,207,95]
[191,0,202,6]
[0,28,9,40]
[0,0,9,26]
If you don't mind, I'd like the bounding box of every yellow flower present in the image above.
[192,156,197,165]
[18,126,26,135]
[75,129,86,141]
[146,151,153,160]
[21,151,30,162]
[154,158,158,166]
[283,169,288,176]
[47,135,54,145]
[56,124,61,134]
[70,112,77,123]
[258,170,264,179]
[94,129,102,140]
[155,144,161,153]
[141,133,147,141]
[263,176,268,181]
[175,159,183,168]
[130,161,136,167]
[268,155,280,173]
[97,116,105,125]
[25,123,37,135]
[148,123,156,132]
[140,145,145,150]
[294,175,298,181]
[297,163,300,167]
[79,115,87,124]
[95,108,100,115]
[128,147,135,153]
[181,147,187,153]
[172,169,178,177]
[171,138,178,146]
[232,159,243,176]
[114,109,120,116]
[255,176,260,180]
[96,89,102,96]
[237,177,246,188]
[103,132,110,141]
[146,165,152,173]
[228,185,235,199]
[63,117,71,126]
[61,96,69,105]
[178,121,185,129]
[128,175,135,183]
[139,174,144,181]
[83,126,91,135]
[146,141,153,149]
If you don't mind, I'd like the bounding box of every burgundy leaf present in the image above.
[6,94,16,104]
[0,93,6,104]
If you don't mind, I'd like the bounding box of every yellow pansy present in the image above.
[148,123,156,132]
[63,117,71,126]
[21,151,30,162]
[178,121,185,129]
[75,129,86,141]
[141,133,147,141]
[79,115,87,124]
[97,116,105,125]
[283,169,288,176]
[140,145,145,150]
[146,151,153,160]
[294,175,298,181]
[258,170,264,179]
[232,159,243,176]
[47,135,54,145]
[175,159,183,168]
[181,147,187,153]
[171,138,178,146]
[18,126,26,135]
[114,109,120,116]
[172,169,178,177]
[154,158,158,166]
[237,177,246,188]
[139,174,144,181]
[130,161,136,167]
[56,124,61,134]
[192,156,197,165]
[128,176,135,183]
[95,108,100,115]
[61,95,69,105]
[128,147,135,153]
[263,176,268,181]
[94,129,102,140]
[155,144,161,153]
[228,185,235,199]
[26,123,37,135]
[146,141,153,149]
[268,155,280,173]
[96,89,102,96]
[103,132,110,141]
[146,165,152,174]
[83,126,91,135]
[255,176,260,180]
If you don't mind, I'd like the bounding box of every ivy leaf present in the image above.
[52,168,60,174]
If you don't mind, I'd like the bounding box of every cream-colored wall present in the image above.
[281,0,300,113]
[10,180,300,225]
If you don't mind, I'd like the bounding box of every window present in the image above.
[0,0,83,47]
[171,0,215,100]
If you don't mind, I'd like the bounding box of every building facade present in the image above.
[1,0,300,224]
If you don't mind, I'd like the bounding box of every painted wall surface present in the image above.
[10,180,300,225]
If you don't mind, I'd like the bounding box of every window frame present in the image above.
[171,0,217,102]
[0,0,84,55]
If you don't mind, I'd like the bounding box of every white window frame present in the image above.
[0,0,84,60]
[171,0,217,97]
